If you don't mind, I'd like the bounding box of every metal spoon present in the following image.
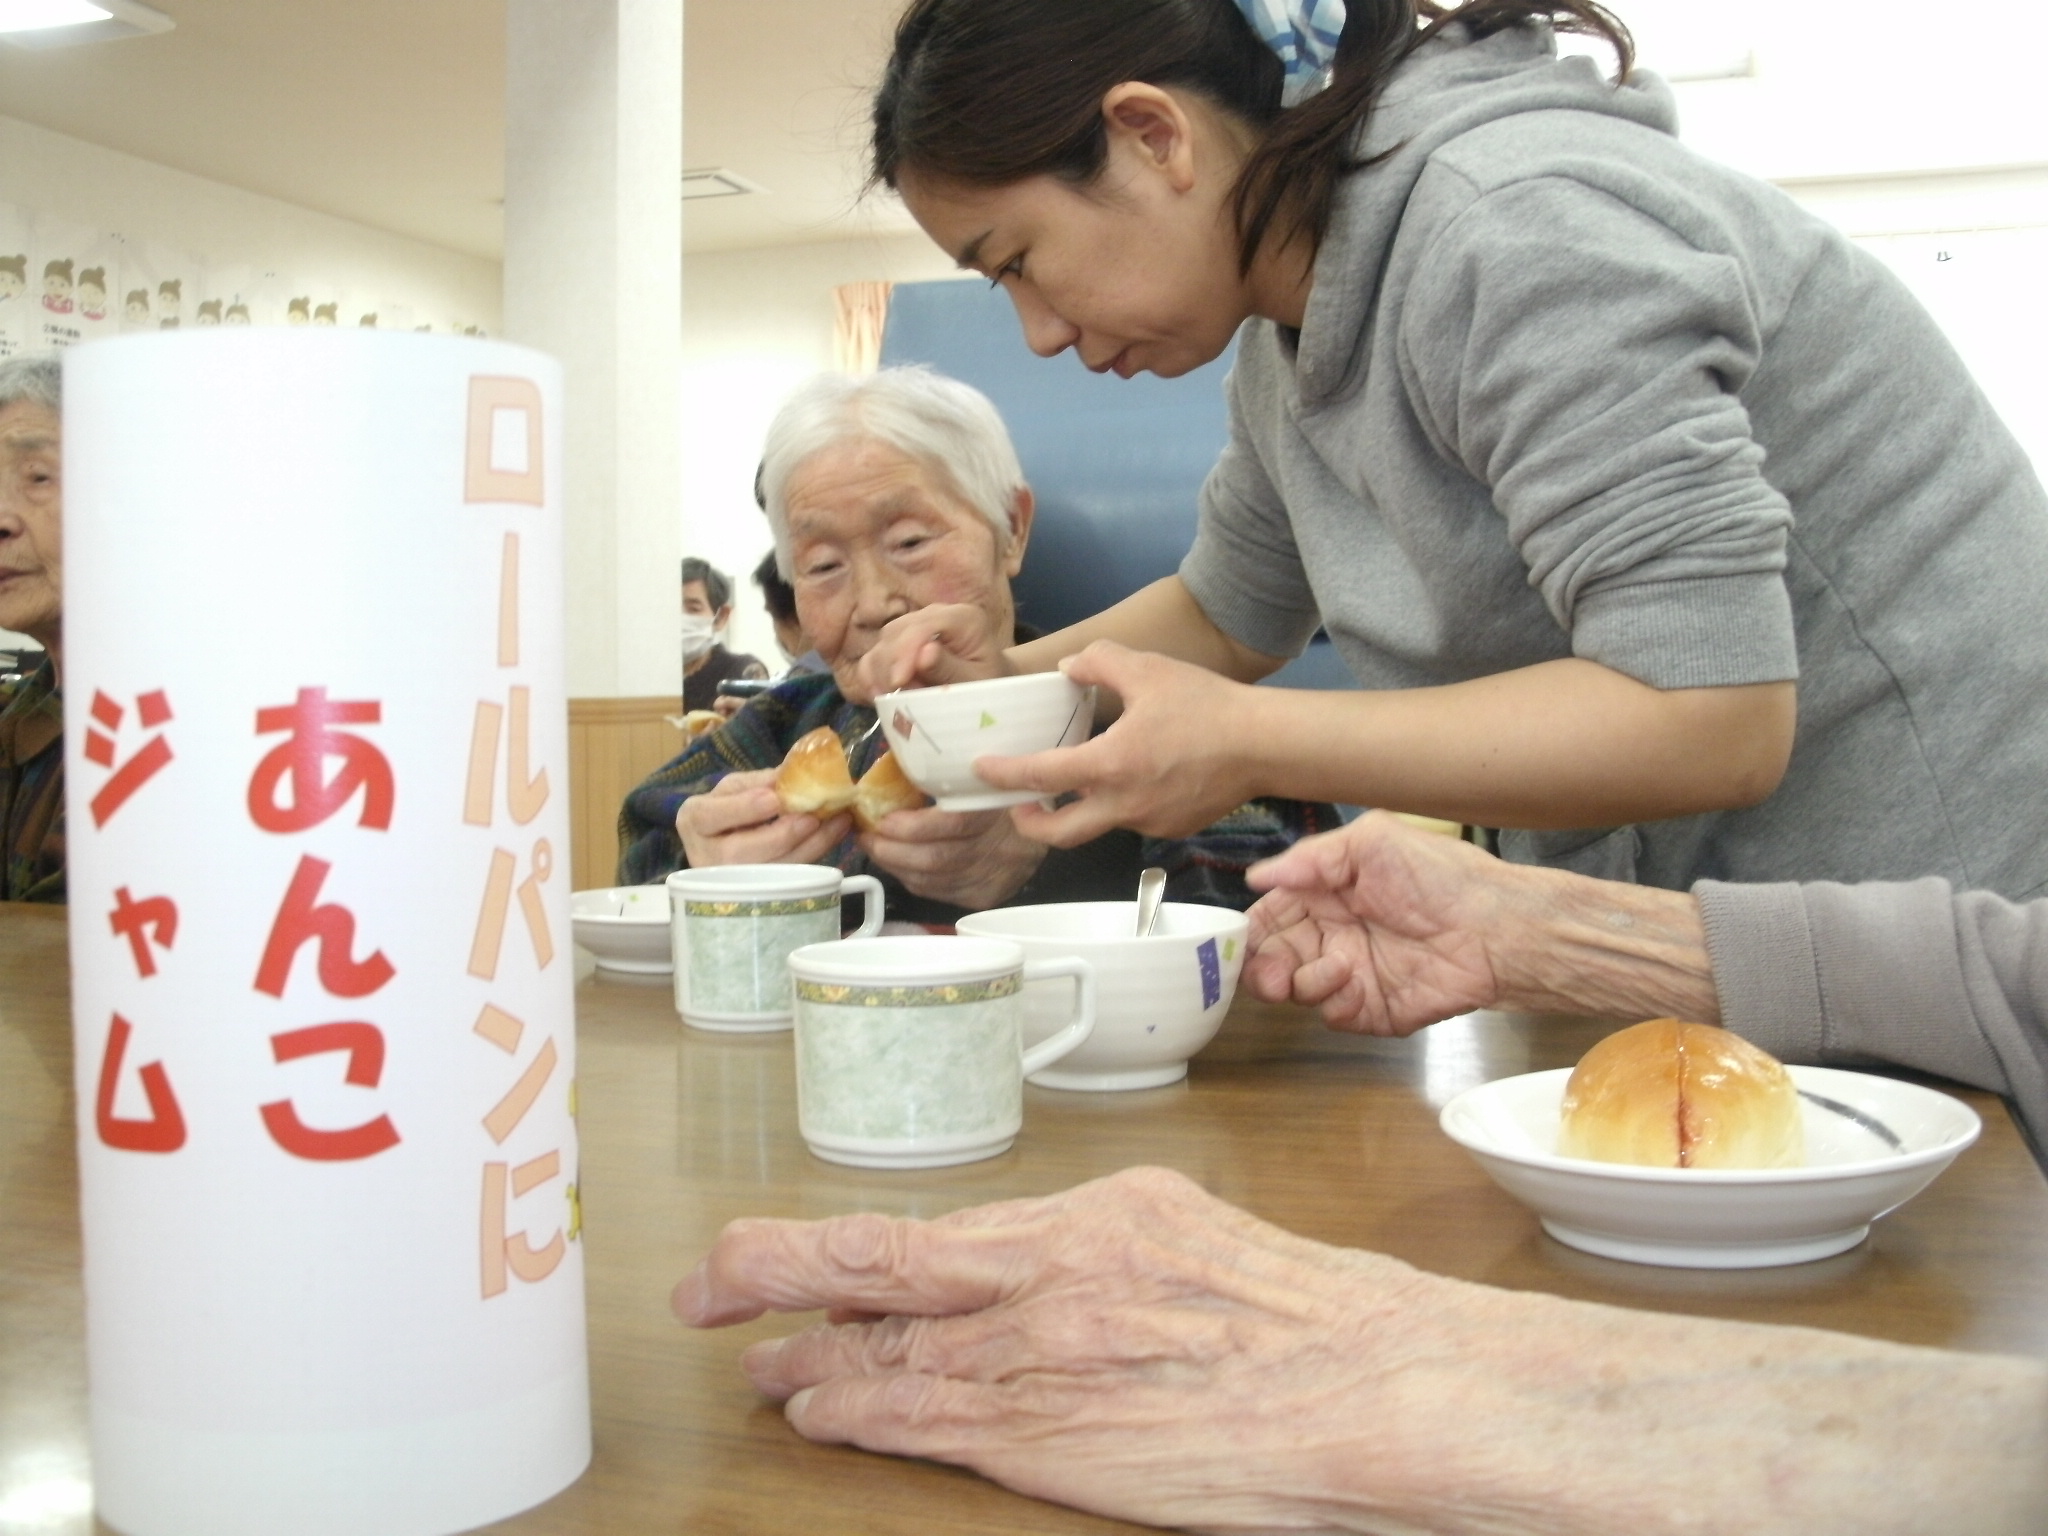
[1134,866,1166,938]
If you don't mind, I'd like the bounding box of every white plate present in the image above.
[570,886,672,974]
[1439,1066,1981,1268]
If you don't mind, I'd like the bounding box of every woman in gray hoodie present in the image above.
[856,0,2048,901]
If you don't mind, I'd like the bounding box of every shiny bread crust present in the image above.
[773,726,858,816]
[852,749,927,832]
[1558,1018,1804,1170]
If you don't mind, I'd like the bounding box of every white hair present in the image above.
[0,355,60,414]
[758,367,1025,574]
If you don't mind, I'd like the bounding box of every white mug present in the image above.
[665,864,884,1031]
[787,935,1095,1168]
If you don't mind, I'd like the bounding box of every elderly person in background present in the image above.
[620,368,1331,920]
[674,811,2048,1532]
[0,355,64,904]
[680,555,768,713]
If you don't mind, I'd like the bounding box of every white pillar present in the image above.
[503,0,683,699]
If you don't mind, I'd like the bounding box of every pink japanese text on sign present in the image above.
[64,330,588,1536]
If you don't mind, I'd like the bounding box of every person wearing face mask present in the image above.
[0,356,66,903]
[680,556,768,714]
[856,0,2048,903]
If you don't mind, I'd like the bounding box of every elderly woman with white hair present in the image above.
[0,354,66,903]
[620,367,1332,918]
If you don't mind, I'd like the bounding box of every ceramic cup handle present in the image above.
[841,874,885,938]
[1018,956,1096,1077]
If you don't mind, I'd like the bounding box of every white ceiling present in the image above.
[0,0,919,262]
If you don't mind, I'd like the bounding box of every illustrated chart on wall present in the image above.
[879,279,1352,690]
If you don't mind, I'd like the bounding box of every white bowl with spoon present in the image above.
[956,896,1248,1090]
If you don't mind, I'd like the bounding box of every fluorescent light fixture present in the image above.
[682,168,764,201]
[0,0,110,30]
[0,0,172,48]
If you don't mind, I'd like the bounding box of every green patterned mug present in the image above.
[665,865,884,1031]
[788,935,1095,1168]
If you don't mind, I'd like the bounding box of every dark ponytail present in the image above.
[872,0,1633,274]
[1235,1,1632,270]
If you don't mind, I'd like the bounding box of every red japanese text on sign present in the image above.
[248,688,395,833]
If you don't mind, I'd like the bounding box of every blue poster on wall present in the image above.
[879,278,1351,690]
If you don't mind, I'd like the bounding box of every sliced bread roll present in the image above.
[773,726,858,816]
[773,726,928,826]
[1558,1019,1804,1170]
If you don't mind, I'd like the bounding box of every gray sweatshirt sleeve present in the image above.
[1180,349,1325,662]
[1695,877,2048,1152]
[1398,171,1798,691]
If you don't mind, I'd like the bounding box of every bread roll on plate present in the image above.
[772,726,928,830]
[1558,1019,1804,1169]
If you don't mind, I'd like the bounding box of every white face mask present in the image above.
[680,612,718,662]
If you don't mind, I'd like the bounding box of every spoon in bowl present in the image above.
[1134,866,1166,938]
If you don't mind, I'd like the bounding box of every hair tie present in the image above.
[1235,0,1346,104]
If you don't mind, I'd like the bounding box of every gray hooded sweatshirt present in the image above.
[1181,23,2048,897]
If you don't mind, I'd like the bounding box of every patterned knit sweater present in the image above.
[0,654,65,904]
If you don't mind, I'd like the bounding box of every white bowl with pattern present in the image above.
[876,672,1095,811]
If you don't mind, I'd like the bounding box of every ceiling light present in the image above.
[0,0,109,30]
[682,168,764,201]
[0,0,172,48]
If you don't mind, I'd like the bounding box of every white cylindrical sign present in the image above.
[63,331,589,1536]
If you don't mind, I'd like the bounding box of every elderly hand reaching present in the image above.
[1245,812,1726,1035]
[674,1167,2048,1536]
[675,1166,1445,1534]
[1242,812,1516,1034]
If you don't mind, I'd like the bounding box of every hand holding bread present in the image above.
[774,726,926,831]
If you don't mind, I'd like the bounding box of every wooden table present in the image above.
[6,900,2048,1534]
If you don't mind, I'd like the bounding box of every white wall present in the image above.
[678,230,964,668]
[1579,1,2048,476]
[1790,174,2048,478]
[0,113,500,330]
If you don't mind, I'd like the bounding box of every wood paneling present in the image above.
[568,696,688,892]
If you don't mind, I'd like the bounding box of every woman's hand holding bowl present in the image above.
[675,768,851,869]
[981,641,1258,846]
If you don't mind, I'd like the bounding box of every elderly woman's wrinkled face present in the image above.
[0,399,63,649]
[784,437,1028,706]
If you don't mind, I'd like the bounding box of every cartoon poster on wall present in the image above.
[30,215,122,351]
[117,241,193,332]
[193,262,250,328]
[0,201,30,359]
